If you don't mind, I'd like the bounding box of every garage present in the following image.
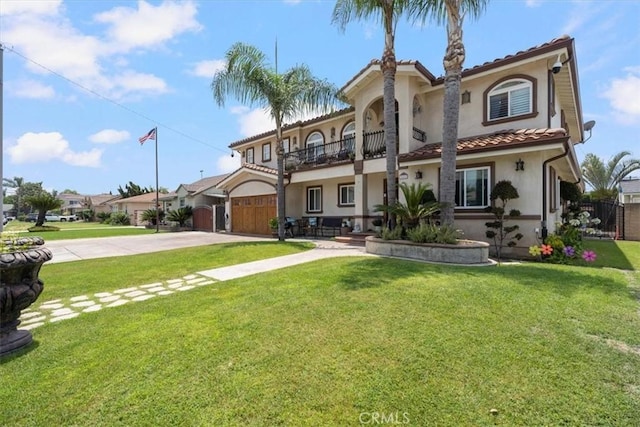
[231,194,276,235]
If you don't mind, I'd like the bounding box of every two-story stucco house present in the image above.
[216,35,589,254]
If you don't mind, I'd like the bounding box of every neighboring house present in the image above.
[216,35,587,254]
[619,179,640,204]
[84,194,121,217]
[58,192,87,215]
[112,193,159,226]
[163,174,229,231]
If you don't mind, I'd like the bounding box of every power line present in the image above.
[1,42,228,154]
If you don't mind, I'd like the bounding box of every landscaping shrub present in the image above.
[406,222,461,245]
[109,212,130,226]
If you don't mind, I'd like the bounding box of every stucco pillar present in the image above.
[354,173,368,232]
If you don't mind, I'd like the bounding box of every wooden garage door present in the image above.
[231,195,276,235]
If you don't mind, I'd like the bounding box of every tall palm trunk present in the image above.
[382,0,397,228]
[439,1,465,226]
[275,119,286,241]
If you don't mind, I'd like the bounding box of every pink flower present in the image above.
[541,244,554,256]
[582,250,597,262]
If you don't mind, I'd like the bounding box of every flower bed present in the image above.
[365,236,491,265]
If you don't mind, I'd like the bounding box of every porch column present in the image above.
[354,169,368,233]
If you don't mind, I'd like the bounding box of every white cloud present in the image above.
[230,106,275,137]
[525,0,543,7]
[10,79,55,99]
[2,0,200,102]
[89,129,131,144]
[189,59,226,78]
[602,69,640,125]
[216,154,241,173]
[283,0,302,4]
[8,132,103,167]
[94,0,202,54]
[0,0,62,16]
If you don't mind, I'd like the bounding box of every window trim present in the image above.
[262,142,271,162]
[482,74,538,126]
[549,166,558,213]
[341,121,356,140]
[442,162,494,212]
[306,186,323,213]
[338,182,355,207]
[246,147,254,164]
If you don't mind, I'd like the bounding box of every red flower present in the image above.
[541,244,554,256]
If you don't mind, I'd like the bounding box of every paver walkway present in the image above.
[20,237,371,330]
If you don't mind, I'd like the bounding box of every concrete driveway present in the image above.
[45,232,271,264]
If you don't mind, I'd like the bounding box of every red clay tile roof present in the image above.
[229,107,355,148]
[398,128,568,163]
[241,163,278,175]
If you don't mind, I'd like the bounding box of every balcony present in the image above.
[285,136,355,171]
[363,127,427,159]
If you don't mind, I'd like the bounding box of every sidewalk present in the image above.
[20,234,370,330]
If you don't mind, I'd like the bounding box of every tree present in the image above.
[581,151,640,200]
[167,206,193,227]
[212,42,338,240]
[25,192,63,226]
[16,182,45,215]
[117,181,152,199]
[3,176,25,216]
[375,182,440,230]
[409,0,488,226]
[485,180,523,263]
[333,0,409,229]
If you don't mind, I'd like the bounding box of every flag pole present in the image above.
[155,127,159,233]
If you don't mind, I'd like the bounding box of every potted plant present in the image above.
[341,218,352,235]
[372,218,384,233]
[1,233,53,357]
[268,217,278,237]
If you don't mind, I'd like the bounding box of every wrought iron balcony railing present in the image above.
[285,136,355,170]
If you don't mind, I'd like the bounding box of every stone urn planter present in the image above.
[0,236,53,357]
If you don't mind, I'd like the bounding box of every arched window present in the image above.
[342,122,356,140]
[488,79,532,120]
[306,131,324,161]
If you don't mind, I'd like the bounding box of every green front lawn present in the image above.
[3,220,157,240]
[2,240,639,425]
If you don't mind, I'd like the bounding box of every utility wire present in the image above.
[1,43,229,154]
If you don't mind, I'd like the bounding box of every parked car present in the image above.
[2,217,7,226]
[25,213,38,222]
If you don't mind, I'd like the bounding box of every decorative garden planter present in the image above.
[365,236,491,265]
[0,237,53,357]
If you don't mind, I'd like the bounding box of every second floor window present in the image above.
[246,147,254,164]
[262,143,271,162]
[455,166,490,208]
[306,132,324,161]
[488,79,532,120]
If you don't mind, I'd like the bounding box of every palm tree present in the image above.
[212,42,338,240]
[3,176,24,216]
[333,0,409,229]
[25,192,63,226]
[409,0,488,226]
[375,182,440,229]
[581,151,640,200]
[167,206,193,228]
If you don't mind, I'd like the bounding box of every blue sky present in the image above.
[1,0,639,195]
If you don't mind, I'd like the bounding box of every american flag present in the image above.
[138,127,157,145]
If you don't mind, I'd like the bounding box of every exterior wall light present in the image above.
[515,158,525,171]
[415,171,423,179]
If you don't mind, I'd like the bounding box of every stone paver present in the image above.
[19,239,370,331]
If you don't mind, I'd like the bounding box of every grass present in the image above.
[1,240,639,425]
[3,220,155,240]
[39,241,314,300]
